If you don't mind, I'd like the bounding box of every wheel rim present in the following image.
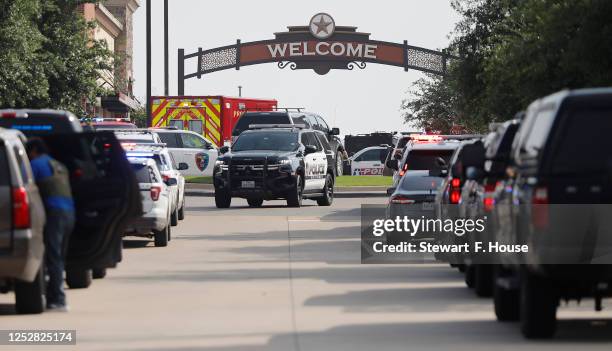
[336,153,343,175]
[297,177,303,202]
[327,176,334,200]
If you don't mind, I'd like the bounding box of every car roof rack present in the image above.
[244,107,305,113]
[248,124,306,130]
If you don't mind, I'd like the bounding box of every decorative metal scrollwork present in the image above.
[200,47,237,72]
[406,48,445,74]
[347,61,367,70]
[278,61,298,70]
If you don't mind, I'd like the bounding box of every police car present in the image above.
[152,128,218,177]
[347,146,389,176]
[123,144,188,225]
[214,125,335,208]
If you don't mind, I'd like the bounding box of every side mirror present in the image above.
[330,127,340,136]
[386,159,399,171]
[219,146,230,155]
[165,177,178,186]
[304,145,317,155]
[386,187,396,196]
[465,166,483,181]
[178,162,189,171]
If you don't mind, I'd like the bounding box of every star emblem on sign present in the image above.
[309,13,335,40]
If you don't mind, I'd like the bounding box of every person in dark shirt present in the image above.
[26,138,75,312]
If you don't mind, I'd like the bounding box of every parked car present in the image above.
[215,127,335,208]
[114,129,163,145]
[385,170,443,245]
[387,135,464,192]
[0,128,46,314]
[231,111,346,175]
[124,144,187,225]
[81,118,137,130]
[152,128,219,177]
[125,158,173,247]
[459,119,521,297]
[346,146,389,176]
[0,109,141,289]
[491,88,612,339]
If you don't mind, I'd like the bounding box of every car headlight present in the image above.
[215,160,225,166]
[278,159,291,165]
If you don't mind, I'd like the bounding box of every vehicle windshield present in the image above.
[404,149,454,170]
[131,163,153,183]
[399,174,443,191]
[232,131,299,152]
[232,113,291,136]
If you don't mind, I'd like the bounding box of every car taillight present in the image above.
[162,174,170,182]
[451,178,461,188]
[398,163,408,177]
[150,186,161,201]
[450,190,461,204]
[482,182,497,212]
[532,186,548,229]
[390,195,415,204]
[12,187,31,229]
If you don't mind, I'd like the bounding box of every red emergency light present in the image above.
[410,134,443,143]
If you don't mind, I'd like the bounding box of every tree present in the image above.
[0,0,47,108]
[0,0,113,115]
[401,0,612,133]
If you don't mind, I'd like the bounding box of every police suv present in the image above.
[214,125,335,208]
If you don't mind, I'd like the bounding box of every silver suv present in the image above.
[0,128,46,314]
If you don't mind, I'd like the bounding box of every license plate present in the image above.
[241,181,255,188]
[422,202,434,210]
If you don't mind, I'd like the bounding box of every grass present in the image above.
[335,176,393,187]
[185,176,213,184]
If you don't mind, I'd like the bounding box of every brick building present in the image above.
[78,1,140,118]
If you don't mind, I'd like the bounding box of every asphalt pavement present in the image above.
[0,195,610,350]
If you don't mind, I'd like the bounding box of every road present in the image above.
[0,195,611,350]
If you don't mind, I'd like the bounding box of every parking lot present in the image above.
[0,194,610,350]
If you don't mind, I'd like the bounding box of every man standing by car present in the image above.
[26,138,75,312]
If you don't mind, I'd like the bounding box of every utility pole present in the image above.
[146,0,152,126]
[164,0,169,96]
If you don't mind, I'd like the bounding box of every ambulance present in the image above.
[150,96,277,147]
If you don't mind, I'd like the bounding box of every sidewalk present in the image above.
[185,183,389,198]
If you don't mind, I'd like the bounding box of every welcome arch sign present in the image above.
[177,13,457,95]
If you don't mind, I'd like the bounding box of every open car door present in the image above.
[41,131,141,273]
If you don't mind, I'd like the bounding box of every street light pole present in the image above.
[146,0,152,126]
[164,0,169,96]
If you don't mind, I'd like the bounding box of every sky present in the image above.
[132,0,460,135]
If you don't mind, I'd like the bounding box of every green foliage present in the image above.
[131,105,148,128]
[402,0,612,133]
[0,0,113,115]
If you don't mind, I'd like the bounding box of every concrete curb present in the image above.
[186,183,389,193]
[185,189,388,199]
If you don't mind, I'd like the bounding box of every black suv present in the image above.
[215,127,335,208]
[491,88,612,338]
[0,109,141,289]
[231,111,347,175]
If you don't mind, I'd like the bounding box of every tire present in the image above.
[170,207,178,226]
[494,266,520,322]
[92,268,107,279]
[465,265,476,289]
[178,197,185,220]
[520,271,558,339]
[317,173,334,206]
[247,198,264,207]
[66,269,92,289]
[335,150,344,176]
[154,225,169,247]
[167,222,172,242]
[474,265,493,297]
[14,266,45,314]
[215,189,231,208]
[287,175,303,208]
